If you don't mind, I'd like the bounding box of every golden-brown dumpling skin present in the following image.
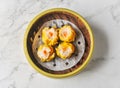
[59,25,76,42]
[56,42,75,59]
[42,27,58,46]
[37,44,55,62]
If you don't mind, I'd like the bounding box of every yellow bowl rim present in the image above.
[23,8,94,78]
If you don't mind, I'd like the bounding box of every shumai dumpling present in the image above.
[42,27,58,46]
[59,25,76,42]
[37,44,55,62]
[56,42,75,59]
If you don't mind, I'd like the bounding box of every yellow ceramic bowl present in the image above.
[24,8,94,78]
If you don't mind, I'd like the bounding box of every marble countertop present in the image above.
[0,0,120,88]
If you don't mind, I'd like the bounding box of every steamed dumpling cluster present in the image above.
[37,25,76,62]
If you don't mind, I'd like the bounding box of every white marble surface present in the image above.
[0,0,120,88]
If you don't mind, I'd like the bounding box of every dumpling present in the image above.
[37,44,55,62]
[56,42,75,59]
[59,25,76,42]
[42,27,58,46]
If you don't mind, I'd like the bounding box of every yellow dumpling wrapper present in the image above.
[37,44,55,62]
[59,25,76,42]
[42,27,59,46]
[56,42,75,59]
